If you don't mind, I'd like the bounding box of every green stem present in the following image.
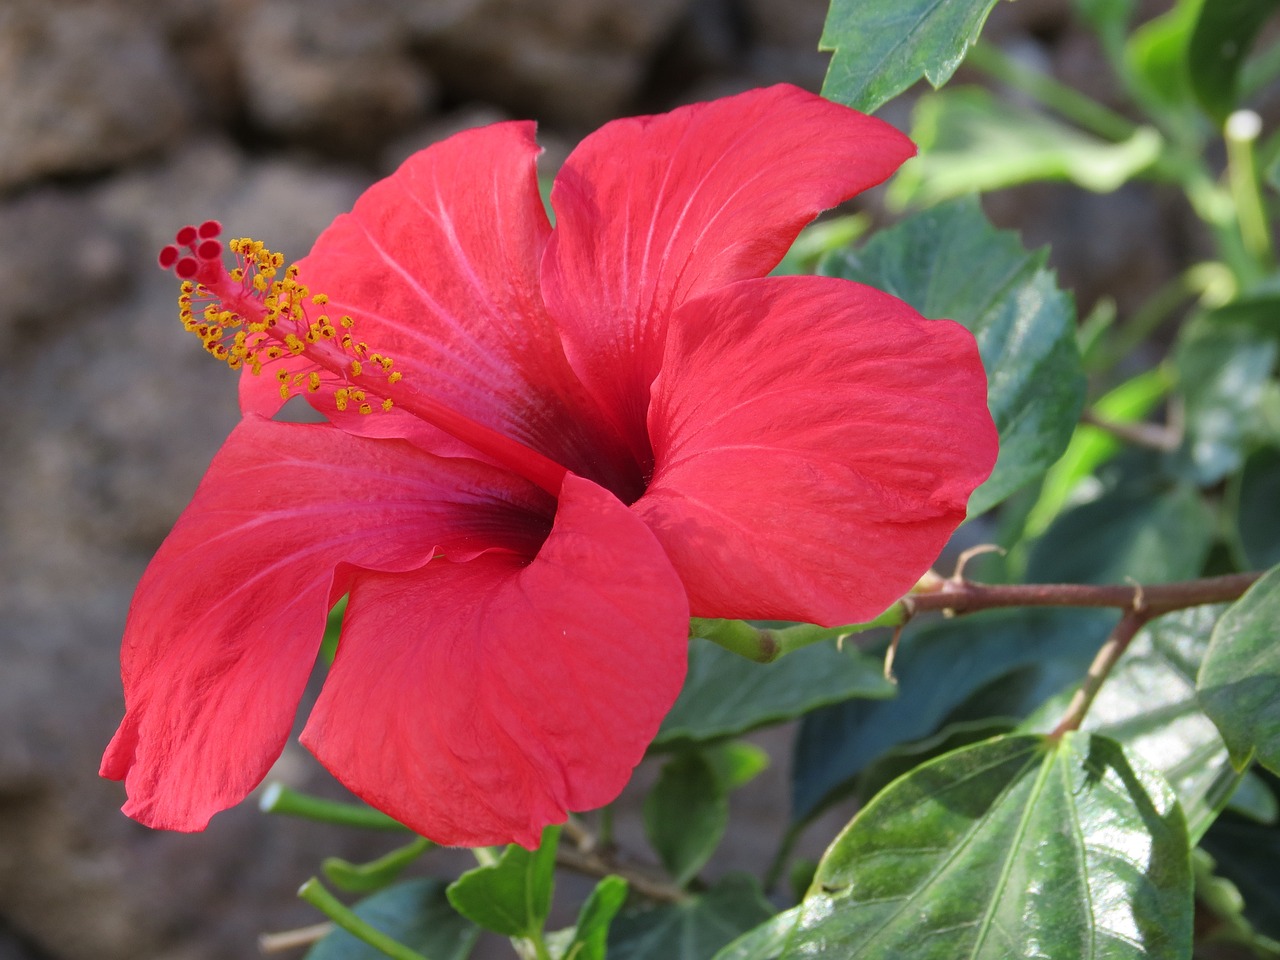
[259,784,408,831]
[692,607,907,663]
[965,40,1138,141]
[1225,110,1275,270]
[298,878,429,960]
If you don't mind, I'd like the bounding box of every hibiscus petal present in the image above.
[101,414,553,830]
[301,473,690,848]
[260,122,639,495]
[542,84,915,445]
[633,276,998,627]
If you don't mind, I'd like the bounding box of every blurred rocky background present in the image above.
[0,0,1190,957]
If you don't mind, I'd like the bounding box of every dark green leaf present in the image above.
[654,638,893,749]
[306,878,479,960]
[780,734,1193,960]
[644,753,728,886]
[1026,473,1214,585]
[818,0,999,113]
[608,875,774,960]
[889,88,1162,206]
[791,608,1110,826]
[1192,847,1280,957]
[1198,565,1280,774]
[1233,446,1280,569]
[1188,0,1280,121]
[1023,606,1240,841]
[560,876,629,960]
[445,827,559,937]
[822,197,1084,515]
[1175,312,1278,485]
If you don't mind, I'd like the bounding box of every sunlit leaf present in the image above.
[819,0,999,112]
[780,734,1192,960]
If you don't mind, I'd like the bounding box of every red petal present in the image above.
[273,122,639,495]
[301,473,690,848]
[633,276,997,626]
[543,84,915,446]
[101,415,553,830]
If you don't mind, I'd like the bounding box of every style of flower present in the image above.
[101,84,998,847]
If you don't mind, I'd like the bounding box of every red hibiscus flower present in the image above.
[101,85,997,847]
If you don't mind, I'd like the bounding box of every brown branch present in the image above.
[907,572,1260,619]
[1081,408,1182,452]
[555,846,688,904]
[1050,607,1153,738]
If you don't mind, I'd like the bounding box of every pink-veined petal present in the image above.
[633,276,997,627]
[542,84,915,448]
[268,122,640,496]
[101,414,553,830]
[301,473,690,848]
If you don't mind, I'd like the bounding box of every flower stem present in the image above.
[259,783,408,831]
[692,607,907,663]
[298,878,430,960]
[1225,110,1275,270]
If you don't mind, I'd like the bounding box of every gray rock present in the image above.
[0,1,190,189]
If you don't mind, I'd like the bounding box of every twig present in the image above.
[1080,408,1181,451]
[555,845,688,904]
[259,922,334,953]
[907,571,1259,619]
[1050,606,1152,738]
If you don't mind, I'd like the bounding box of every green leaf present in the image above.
[1188,0,1280,121]
[791,608,1111,826]
[1175,311,1279,485]
[818,0,999,113]
[1233,445,1280,569]
[1192,847,1280,957]
[1199,565,1280,774]
[608,875,774,960]
[889,88,1162,206]
[780,734,1193,960]
[305,878,479,960]
[821,197,1085,516]
[1023,605,1241,841]
[445,826,560,937]
[644,752,729,886]
[654,638,893,749]
[704,741,770,792]
[1125,0,1205,132]
[1026,469,1214,585]
[559,876,629,960]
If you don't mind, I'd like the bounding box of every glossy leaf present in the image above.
[781,734,1193,960]
[711,908,802,960]
[819,0,999,113]
[1175,312,1278,485]
[1023,606,1240,841]
[559,876,629,960]
[654,638,893,749]
[608,875,774,960]
[1198,565,1280,775]
[445,826,560,937]
[890,88,1162,206]
[306,878,479,960]
[823,196,1084,516]
[1188,0,1280,121]
[792,608,1110,826]
[644,752,729,886]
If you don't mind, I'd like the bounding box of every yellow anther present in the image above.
[350,359,363,377]
[340,315,354,328]
[388,371,402,384]
[277,368,291,383]
[308,372,321,393]
[334,388,349,412]
[381,398,394,412]
[358,402,373,415]
[312,293,329,305]
[284,334,305,355]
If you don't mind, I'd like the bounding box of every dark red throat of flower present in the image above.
[157,223,569,497]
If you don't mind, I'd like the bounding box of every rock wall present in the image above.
[0,1,1189,958]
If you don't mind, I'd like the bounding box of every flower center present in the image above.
[159,222,568,497]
